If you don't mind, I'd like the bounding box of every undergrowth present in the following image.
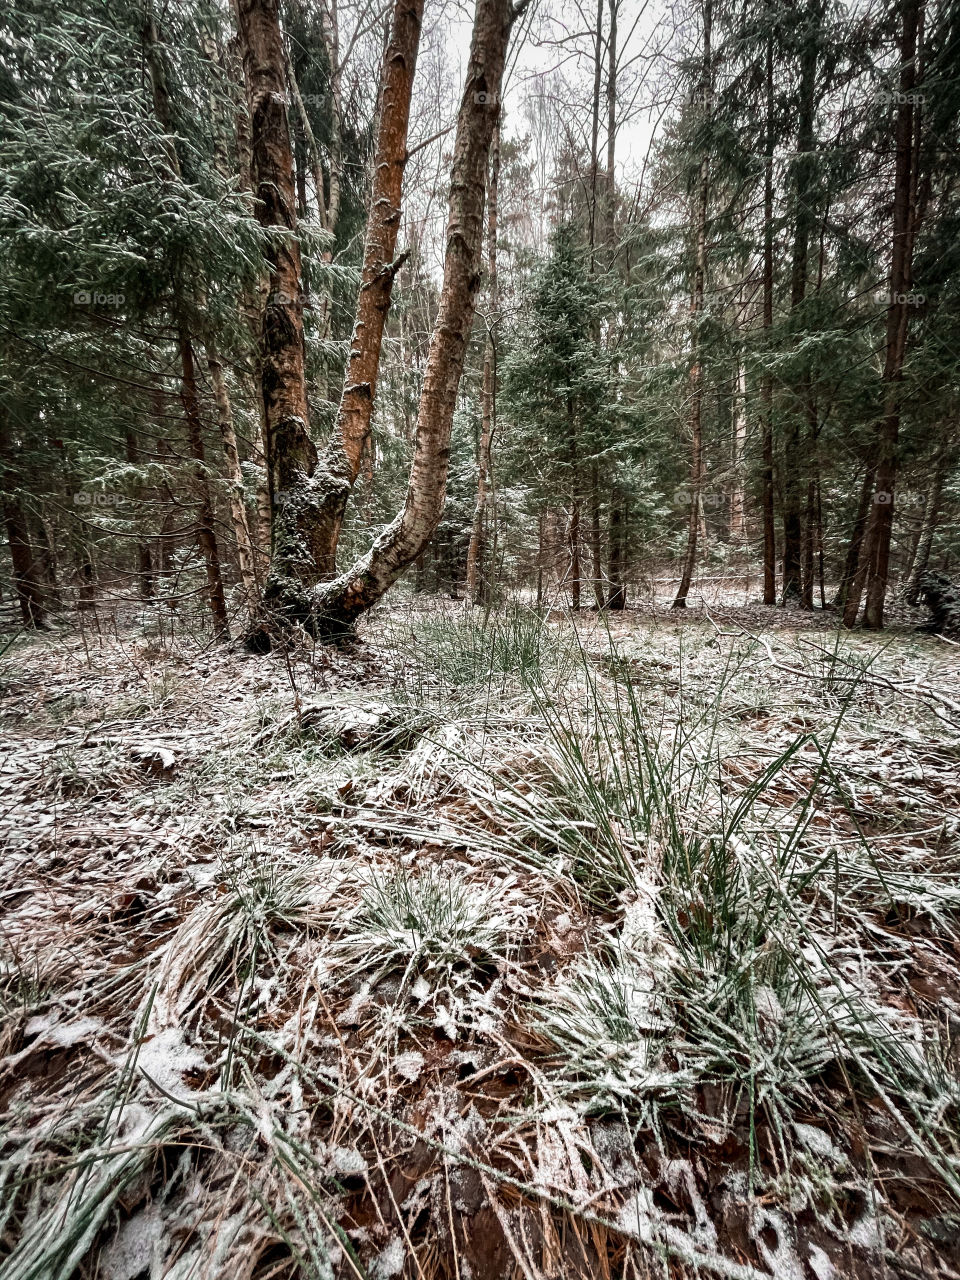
[2,602,959,1278]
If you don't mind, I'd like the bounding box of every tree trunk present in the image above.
[781,0,822,606]
[673,0,711,610]
[207,341,258,609]
[729,360,747,540]
[125,427,154,601]
[310,0,425,575]
[235,0,319,623]
[536,510,545,609]
[843,0,924,629]
[760,25,776,605]
[606,498,626,609]
[589,462,604,608]
[37,511,62,606]
[3,499,46,628]
[834,465,875,610]
[466,119,501,606]
[178,331,231,640]
[0,411,47,627]
[309,0,522,638]
[904,444,948,604]
[606,0,618,253]
[801,477,815,608]
[319,0,344,239]
[568,499,582,613]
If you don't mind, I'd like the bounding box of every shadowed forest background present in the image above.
[1,0,957,628]
[2,0,960,1277]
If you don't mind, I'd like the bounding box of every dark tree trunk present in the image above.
[178,331,230,640]
[760,25,776,605]
[606,498,627,609]
[781,0,822,606]
[844,0,924,629]
[4,501,46,628]
[834,466,875,610]
[673,0,711,609]
[235,0,318,621]
[589,463,604,608]
[466,119,501,606]
[904,443,949,604]
[0,412,47,627]
[126,427,154,601]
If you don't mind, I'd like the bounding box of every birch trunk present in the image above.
[309,0,523,637]
[310,0,425,576]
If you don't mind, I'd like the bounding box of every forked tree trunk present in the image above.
[310,0,425,575]
[673,0,711,610]
[843,0,924,629]
[309,0,523,638]
[237,0,424,631]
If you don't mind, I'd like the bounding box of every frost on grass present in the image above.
[1,604,959,1278]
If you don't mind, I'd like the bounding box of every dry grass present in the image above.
[1,599,959,1278]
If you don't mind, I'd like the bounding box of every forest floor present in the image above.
[2,595,960,1280]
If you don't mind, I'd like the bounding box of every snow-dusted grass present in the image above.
[1,600,959,1278]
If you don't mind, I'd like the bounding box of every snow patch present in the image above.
[373,1236,405,1277]
[394,1050,424,1081]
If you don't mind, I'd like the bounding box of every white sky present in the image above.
[400,0,685,267]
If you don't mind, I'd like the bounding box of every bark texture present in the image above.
[466,119,500,605]
[760,22,776,605]
[843,0,924,629]
[904,443,948,604]
[310,0,425,577]
[179,332,231,640]
[310,0,522,637]
[235,0,318,624]
[781,0,822,606]
[207,341,258,607]
[673,0,711,609]
[1,475,47,628]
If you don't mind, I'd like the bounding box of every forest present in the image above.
[1,0,960,1275]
